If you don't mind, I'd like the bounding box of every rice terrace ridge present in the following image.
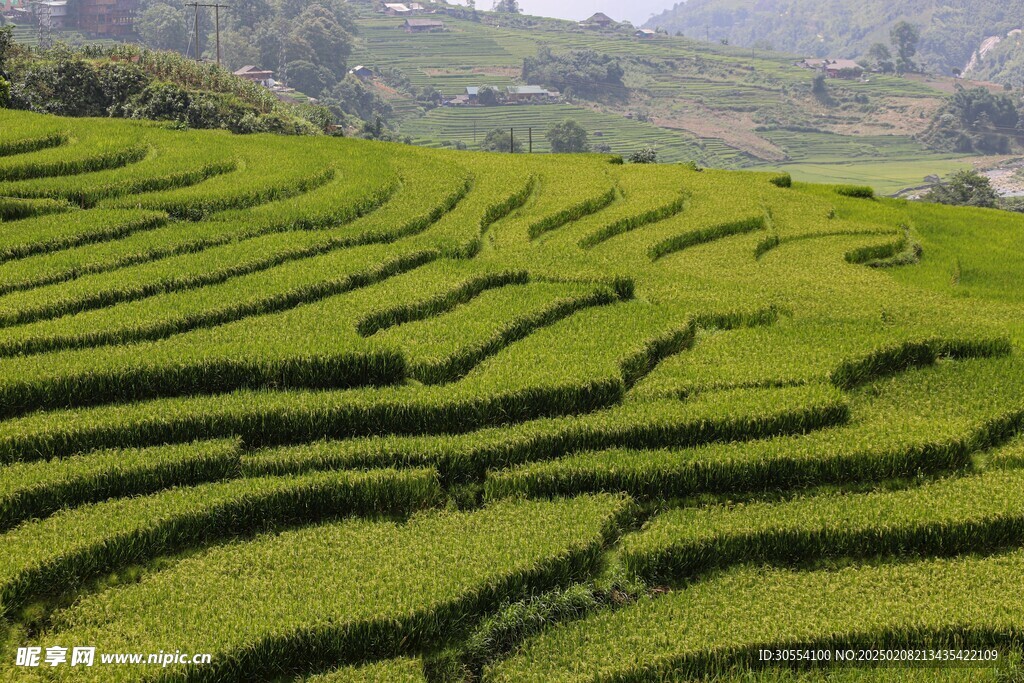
[0,108,1022,681]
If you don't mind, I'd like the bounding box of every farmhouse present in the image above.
[799,58,864,79]
[581,12,615,28]
[464,86,498,103]
[233,65,275,87]
[349,65,374,79]
[405,17,444,33]
[382,3,411,15]
[505,85,559,103]
[823,59,864,78]
[635,29,657,38]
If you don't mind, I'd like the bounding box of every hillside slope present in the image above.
[0,108,1021,681]
[646,0,1024,79]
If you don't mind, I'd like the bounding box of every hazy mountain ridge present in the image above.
[644,0,1024,83]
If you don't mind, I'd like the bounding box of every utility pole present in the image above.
[215,4,221,67]
[510,127,514,153]
[185,2,230,66]
[528,127,532,153]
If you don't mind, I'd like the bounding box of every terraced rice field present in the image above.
[0,108,1022,681]
[399,104,747,167]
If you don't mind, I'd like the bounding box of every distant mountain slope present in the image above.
[964,30,1024,85]
[645,0,1024,79]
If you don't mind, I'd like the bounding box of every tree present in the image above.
[492,0,520,12]
[921,85,1020,154]
[325,75,394,123]
[136,3,189,52]
[925,170,998,208]
[97,62,149,116]
[890,21,920,75]
[867,43,894,73]
[288,4,353,76]
[0,25,15,72]
[546,119,589,153]
[522,47,626,102]
[628,146,657,163]
[284,59,335,98]
[13,46,107,117]
[225,0,272,32]
[811,73,828,96]
[477,85,498,106]
[481,127,522,153]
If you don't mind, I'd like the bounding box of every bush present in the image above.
[628,147,657,164]
[834,184,875,198]
[481,128,523,153]
[546,119,589,153]
[924,170,999,208]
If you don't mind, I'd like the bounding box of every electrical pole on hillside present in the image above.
[185,2,230,66]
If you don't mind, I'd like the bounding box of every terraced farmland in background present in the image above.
[0,108,1022,682]
[350,8,967,190]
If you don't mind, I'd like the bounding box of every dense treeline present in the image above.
[522,47,627,102]
[0,33,329,134]
[920,85,1023,154]
[133,0,394,132]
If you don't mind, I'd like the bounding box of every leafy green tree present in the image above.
[325,76,393,123]
[137,3,188,52]
[811,73,828,96]
[288,4,352,76]
[0,25,15,71]
[867,43,894,73]
[925,170,999,208]
[477,85,498,106]
[12,46,106,116]
[546,119,589,153]
[97,63,149,116]
[492,0,520,12]
[125,81,192,123]
[0,77,10,109]
[219,27,260,71]
[922,85,1020,154]
[890,21,920,75]
[481,127,522,153]
[284,59,335,98]
[522,47,625,102]
[225,0,272,31]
